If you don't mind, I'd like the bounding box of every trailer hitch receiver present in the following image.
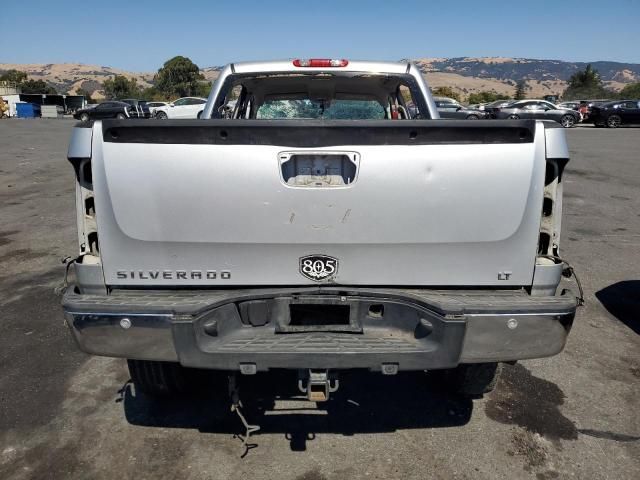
[297,369,339,402]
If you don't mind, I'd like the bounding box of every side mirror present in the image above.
[169,103,175,107]
[456,106,462,111]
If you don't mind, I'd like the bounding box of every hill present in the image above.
[0,63,156,98]
[413,57,640,99]
[1,57,638,101]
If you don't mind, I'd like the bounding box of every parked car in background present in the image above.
[121,99,151,118]
[153,97,207,119]
[73,101,134,122]
[585,99,611,108]
[582,99,611,117]
[589,100,640,128]
[493,100,581,128]
[468,103,489,111]
[557,101,580,111]
[483,99,515,118]
[146,101,168,117]
[433,97,486,119]
[557,101,586,121]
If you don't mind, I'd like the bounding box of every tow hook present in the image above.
[297,369,339,402]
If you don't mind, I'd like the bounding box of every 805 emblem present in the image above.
[299,255,338,282]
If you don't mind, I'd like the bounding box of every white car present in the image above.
[146,101,168,117]
[154,97,207,119]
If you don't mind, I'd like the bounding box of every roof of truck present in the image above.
[230,59,412,75]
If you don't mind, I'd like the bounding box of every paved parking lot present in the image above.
[0,119,638,480]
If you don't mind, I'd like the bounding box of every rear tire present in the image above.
[116,113,126,119]
[434,362,502,397]
[156,111,168,120]
[197,111,203,119]
[466,114,479,120]
[80,113,90,122]
[508,114,520,120]
[606,114,621,128]
[560,114,576,128]
[128,359,193,396]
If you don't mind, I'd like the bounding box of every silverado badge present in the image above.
[299,255,338,282]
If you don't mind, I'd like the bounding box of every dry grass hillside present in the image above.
[0,63,155,99]
[424,72,568,99]
[415,56,639,98]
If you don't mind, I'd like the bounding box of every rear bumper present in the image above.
[62,287,577,371]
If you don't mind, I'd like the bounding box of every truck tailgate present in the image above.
[88,120,546,287]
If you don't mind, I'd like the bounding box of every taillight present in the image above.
[293,58,349,67]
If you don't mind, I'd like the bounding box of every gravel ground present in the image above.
[0,119,638,480]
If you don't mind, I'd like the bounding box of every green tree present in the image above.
[0,69,28,84]
[76,88,94,103]
[514,80,527,100]
[141,86,163,101]
[562,64,612,100]
[154,56,206,98]
[20,79,57,94]
[0,70,57,94]
[103,75,140,99]
[467,91,510,104]
[619,82,640,99]
[193,81,211,98]
[431,86,461,102]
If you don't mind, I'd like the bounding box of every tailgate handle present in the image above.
[279,151,360,188]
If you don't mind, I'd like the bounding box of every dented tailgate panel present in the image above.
[89,121,546,287]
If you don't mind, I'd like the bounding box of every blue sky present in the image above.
[1,0,639,71]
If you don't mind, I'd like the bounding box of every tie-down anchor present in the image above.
[297,369,339,402]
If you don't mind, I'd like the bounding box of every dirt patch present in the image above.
[563,191,584,199]
[573,227,600,237]
[506,429,562,478]
[295,467,328,480]
[536,471,560,480]
[0,248,50,264]
[485,364,578,444]
[3,437,85,480]
[567,169,611,183]
[509,430,548,468]
[0,230,20,247]
[0,284,86,431]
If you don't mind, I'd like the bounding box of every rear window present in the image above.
[214,72,430,120]
[256,99,385,120]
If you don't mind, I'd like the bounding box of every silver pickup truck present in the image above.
[62,59,578,402]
